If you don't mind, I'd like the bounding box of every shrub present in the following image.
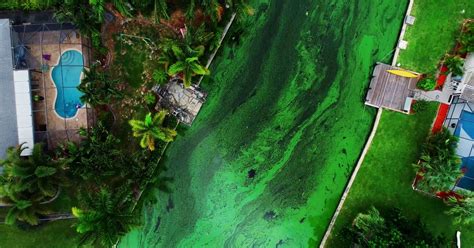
[445,55,464,77]
[416,77,436,91]
[411,100,429,113]
[341,207,445,247]
[414,128,462,192]
[144,92,156,105]
[460,22,474,53]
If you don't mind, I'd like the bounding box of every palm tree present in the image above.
[129,111,177,151]
[73,188,138,247]
[0,143,66,225]
[0,143,67,199]
[167,44,210,87]
[4,197,50,225]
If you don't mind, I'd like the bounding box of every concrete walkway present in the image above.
[319,108,383,247]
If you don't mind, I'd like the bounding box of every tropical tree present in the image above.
[352,207,385,238]
[4,198,50,225]
[129,111,177,151]
[445,55,464,77]
[68,122,126,180]
[342,207,444,247]
[447,191,474,225]
[414,155,462,192]
[73,188,138,247]
[0,143,67,225]
[414,128,462,192]
[167,44,210,87]
[0,143,67,199]
[78,66,124,106]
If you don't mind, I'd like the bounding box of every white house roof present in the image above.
[0,19,34,158]
[0,19,19,159]
[14,70,34,156]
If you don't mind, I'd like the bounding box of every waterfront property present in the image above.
[8,20,94,148]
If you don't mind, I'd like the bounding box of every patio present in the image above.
[11,23,95,148]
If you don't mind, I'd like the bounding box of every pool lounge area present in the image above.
[9,22,95,148]
[444,97,474,191]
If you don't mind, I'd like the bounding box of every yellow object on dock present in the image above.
[386,70,418,78]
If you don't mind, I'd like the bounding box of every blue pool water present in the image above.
[454,110,474,191]
[51,50,84,118]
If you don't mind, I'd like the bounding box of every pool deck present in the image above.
[21,29,91,147]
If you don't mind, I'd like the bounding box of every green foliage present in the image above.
[0,143,68,225]
[68,122,127,180]
[446,191,474,225]
[68,122,163,184]
[168,44,210,87]
[73,187,138,247]
[353,207,385,234]
[0,0,58,10]
[78,65,124,106]
[129,111,177,151]
[445,55,464,77]
[144,92,157,105]
[342,207,444,247]
[152,69,168,85]
[412,100,429,113]
[460,22,474,53]
[416,76,436,91]
[414,128,462,192]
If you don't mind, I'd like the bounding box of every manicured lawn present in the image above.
[325,104,474,247]
[0,220,79,248]
[397,0,474,73]
[0,189,81,248]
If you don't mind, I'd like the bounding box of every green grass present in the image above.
[0,189,80,247]
[113,41,146,89]
[0,220,79,248]
[326,104,474,247]
[397,0,474,73]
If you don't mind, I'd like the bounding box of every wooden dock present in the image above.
[365,63,418,112]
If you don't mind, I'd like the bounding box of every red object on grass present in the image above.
[432,103,450,133]
[436,65,448,89]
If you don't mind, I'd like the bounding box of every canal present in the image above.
[120,0,407,246]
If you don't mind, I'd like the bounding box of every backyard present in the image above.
[325,104,474,247]
[397,0,474,72]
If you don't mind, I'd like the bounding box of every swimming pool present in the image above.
[452,110,474,191]
[51,50,84,118]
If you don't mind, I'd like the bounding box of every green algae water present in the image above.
[121,0,407,247]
